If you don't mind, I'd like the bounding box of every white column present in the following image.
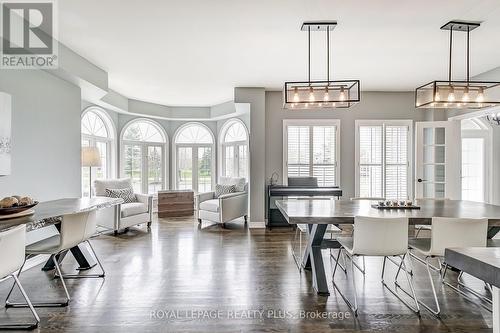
[494,286,500,333]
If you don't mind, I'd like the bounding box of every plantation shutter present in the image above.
[385,126,408,200]
[287,126,310,177]
[358,126,383,198]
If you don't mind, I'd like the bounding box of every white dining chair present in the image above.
[340,197,387,275]
[332,216,419,317]
[5,209,103,308]
[404,217,488,316]
[0,225,40,330]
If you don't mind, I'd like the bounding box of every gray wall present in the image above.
[0,70,81,201]
[235,88,266,223]
[265,91,428,200]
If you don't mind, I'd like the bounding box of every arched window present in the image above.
[461,118,490,202]
[81,107,116,196]
[121,119,168,194]
[219,119,249,180]
[174,123,215,193]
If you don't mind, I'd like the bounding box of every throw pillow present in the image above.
[219,177,246,192]
[105,188,137,203]
[215,184,236,198]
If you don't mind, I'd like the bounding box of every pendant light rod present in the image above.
[327,27,330,83]
[308,25,311,84]
[467,25,470,82]
[449,24,453,83]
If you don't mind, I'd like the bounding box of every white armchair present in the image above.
[197,177,248,227]
[94,178,153,234]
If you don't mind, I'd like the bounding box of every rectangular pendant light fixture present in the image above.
[283,21,360,109]
[415,20,500,110]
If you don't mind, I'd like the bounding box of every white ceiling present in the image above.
[59,0,500,106]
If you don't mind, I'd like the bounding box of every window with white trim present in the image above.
[283,120,339,187]
[174,123,215,193]
[81,108,115,197]
[220,119,249,180]
[121,119,168,194]
[356,120,412,200]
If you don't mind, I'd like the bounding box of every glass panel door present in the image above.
[147,146,163,194]
[198,147,212,193]
[177,147,193,190]
[124,144,142,193]
[422,127,446,198]
[415,121,461,200]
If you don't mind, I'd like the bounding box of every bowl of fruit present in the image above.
[0,196,38,215]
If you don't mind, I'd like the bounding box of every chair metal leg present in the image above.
[441,265,492,312]
[350,256,359,316]
[0,274,40,330]
[6,254,70,308]
[394,253,414,281]
[382,255,420,315]
[4,256,28,305]
[351,255,365,275]
[396,255,441,316]
[55,240,105,279]
[330,249,347,274]
[409,251,442,272]
[331,250,358,317]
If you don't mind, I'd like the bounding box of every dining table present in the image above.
[276,198,500,295]
[0,197,123,271]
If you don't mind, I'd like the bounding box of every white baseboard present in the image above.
[249,221,266,228]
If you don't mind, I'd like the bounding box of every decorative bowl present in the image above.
[0,202,38,216]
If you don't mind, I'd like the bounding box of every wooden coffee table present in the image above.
[158,190,194,217]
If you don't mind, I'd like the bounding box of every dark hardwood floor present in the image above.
[0,215,494,332]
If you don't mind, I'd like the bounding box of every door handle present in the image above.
[417,178,427,183]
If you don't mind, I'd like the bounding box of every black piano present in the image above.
[266,177,343,229]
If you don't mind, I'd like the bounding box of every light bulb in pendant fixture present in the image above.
[339,87,346,101]
[476,87,485,102]
[462,86,470,102]
[323,87,329,102]
[293,87,299,103]
[447,86,455,102]
[434,88,441,102]
[308,87,315,102]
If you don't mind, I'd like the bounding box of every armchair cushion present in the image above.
[199,199,219,213]
[121,202,149,218]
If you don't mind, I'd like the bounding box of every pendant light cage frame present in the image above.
[283,21,361,109]
[415,20,500,110]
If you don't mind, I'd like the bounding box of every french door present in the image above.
[122,143,165,194]
[415,121,461,199]
[176,145,214,193]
